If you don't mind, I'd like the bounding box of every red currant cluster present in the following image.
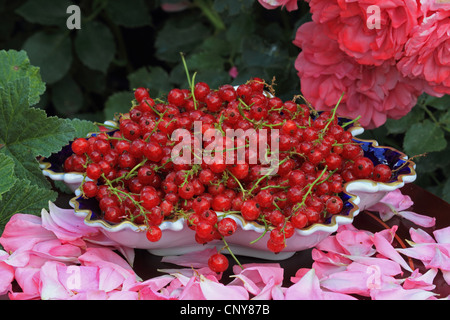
[63,77,392,272]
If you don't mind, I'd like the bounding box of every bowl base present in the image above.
[148,243,295,261]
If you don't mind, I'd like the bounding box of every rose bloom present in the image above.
[258,0,299,11]
[397,2,450,96]
[305,0,420,66]
[294,21,423,129]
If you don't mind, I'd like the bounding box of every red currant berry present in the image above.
[240,199,261,221]
[208,253,229,273]
[146,225,162,242]
[86,163,102,180]
[217,218,237,237]
[104,206,123,223]
[194,82,210,101]
[352,157,374,179]
[82,181,98,198]
[326,196,344,215]
[168,88,185,106]
[372,164,392,182]
[134,87,150,103]
[291,212,308,229]
[72,138,89,155]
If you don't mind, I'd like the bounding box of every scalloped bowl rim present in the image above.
[40,118,416,254]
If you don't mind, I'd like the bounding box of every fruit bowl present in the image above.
[40,120,416,261]
[39,78,417,262]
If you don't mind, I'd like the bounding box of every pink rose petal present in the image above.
[161,247,217,268]
[373,231,413,273]
[397,211,436,228]
[284,269,323,300]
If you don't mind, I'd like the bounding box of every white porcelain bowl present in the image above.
[40,119,416,260]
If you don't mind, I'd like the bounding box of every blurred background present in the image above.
[1,0,449,202]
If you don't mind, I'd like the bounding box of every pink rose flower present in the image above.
[258,0,299,11]
[294,21,423,128]
[305,0,420,66]
[397,6,450,95]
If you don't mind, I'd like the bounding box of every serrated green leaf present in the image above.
[75,21,116,73]
[0,179,57,233]
[16,0,73,26]
[104,91,134,120]
[0,153,16,201]
[105,0,151,28]
[65,118,98,138]
[0,50,46,106]
[22,30,73,84]
[128,66,172,98]
[403,120,447,156]
[0,78,76,187]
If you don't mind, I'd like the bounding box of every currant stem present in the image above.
[221,236,243,269]
[322,91,345,133]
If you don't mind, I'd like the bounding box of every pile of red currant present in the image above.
[63,77,392,273]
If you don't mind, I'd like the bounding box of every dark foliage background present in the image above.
[1,0,449,202]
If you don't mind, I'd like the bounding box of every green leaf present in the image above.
[155,19,211,63]
[213,0,254,16]
[65,118,98,138]
[0,153,16,201]
[22,30,72,84]
[186,51,226,71]
[0,50,46,106]
[0,78,76,187]
[403,120,447,156]
[16,0,73,26]
[385,106,425,134]
[424,94,450,111]
[128,66,172,98]
[75,21,116,73]
[105,0,151,28]
[0,179,57,233]
[439,110,450,131]
[52,76,83,116]
[104,91,134,120]
[442,178,450,203]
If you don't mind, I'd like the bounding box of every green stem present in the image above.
[221,236,243,269]
[193,0,226,32]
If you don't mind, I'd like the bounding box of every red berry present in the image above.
[72,138,89,155]
[372,164,392,182]
[146,225,162,242]
[267,238,285,253]
[134,87,150,102]
[326,196,344,215]
[208,253,229,273]
[86,163,102,180]
[194,82,210,101]
[352,157,374,179]
[82,181,98,198]
[212,194,232,212]
[168,88,185,106]
[217,218,237,236]
[240,199,261,221]
[291,212,308,229]
[104,206,122,223]
[144,142,163,162]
